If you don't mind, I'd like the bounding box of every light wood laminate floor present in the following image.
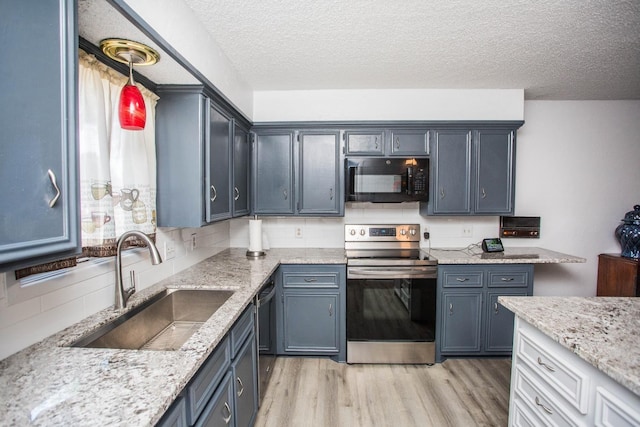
[255,357,511,427]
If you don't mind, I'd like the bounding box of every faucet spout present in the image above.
[115,230,163,310]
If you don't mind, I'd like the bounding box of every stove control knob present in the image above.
[359,229,366,236]
[409,229,417,236]
[349,229,356,236]
[400,229,407,236]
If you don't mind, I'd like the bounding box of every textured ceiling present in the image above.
[182,0,640,100]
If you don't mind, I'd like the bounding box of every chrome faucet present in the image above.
[115,230,163,310]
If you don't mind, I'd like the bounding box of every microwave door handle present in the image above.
[407,167,413,195]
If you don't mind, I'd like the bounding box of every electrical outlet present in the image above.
[461,225,473,237]
[295,227,303,238]
[164,241,176,260]
[190,233,197,251]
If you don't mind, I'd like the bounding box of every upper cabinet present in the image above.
[156,86,249,227]
[252,128,344,216]
[0,0,81,268]
[422,127,516,216]
[344,128,429,156]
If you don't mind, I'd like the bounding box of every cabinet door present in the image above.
[282,292,339,354]
[232,123,250,217]
[440,291,482,354]
[195,372,234,427]
[474,129,514,214]
[430,130,472,214]
[0,0,80,266]
[298,131,342,215]
[206,104,232,222]
[252,131,295,214]
[485,289,527,353]
[232,334,258,427]
[344,130,384,155]
[389,129,429,156]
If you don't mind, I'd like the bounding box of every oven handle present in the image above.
[347,267,437,279]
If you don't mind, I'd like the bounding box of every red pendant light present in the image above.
[119,61,146,130]
[99,39,160,132]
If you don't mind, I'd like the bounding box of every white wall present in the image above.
[231,100,640,297]
[253,89,524,122]
[0,222,231,360]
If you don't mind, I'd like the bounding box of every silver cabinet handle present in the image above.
[449,303,453,314]
[47,169,61,208]
[440,188,445,199]
[537,356,556,372]
[494,302,499,314]
[234,186,240,201]
[501,277,514,281]
[329,187,333,200]
[395,136,400,150]
[304,277,318,283]
[236,377,244,397]
[210,185,217,202]
[283,189,288,200]
[328,303,333,316]
[535,396,553,414]
[481,187,487,199]
[374,136,379,150]
[222,402,232,424]
[455,277,469,282]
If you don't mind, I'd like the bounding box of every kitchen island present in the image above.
[499,296,640,425]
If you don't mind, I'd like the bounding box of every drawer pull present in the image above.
[500,277,514,282]
[236,377,244,397]
[455,277,469,282]
[537,356,556,372]
[304,278,318,283]
[222,402,232,424]
[535,396,553,415]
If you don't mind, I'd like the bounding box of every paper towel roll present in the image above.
[249,219,263,252]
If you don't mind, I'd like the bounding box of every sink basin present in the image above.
[72,289,234,351]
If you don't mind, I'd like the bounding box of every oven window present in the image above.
[347,277,436,341]
[354,174,402,193]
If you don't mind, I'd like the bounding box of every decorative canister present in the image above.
[615,205,640,259]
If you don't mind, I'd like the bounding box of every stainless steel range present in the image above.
[345,224,437,364]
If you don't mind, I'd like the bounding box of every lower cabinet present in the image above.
[509,317,640,426]
[276,264,346,362]
[158,305,257,427]
[436,264,533,361]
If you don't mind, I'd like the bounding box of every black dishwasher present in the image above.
[256,278,277,403]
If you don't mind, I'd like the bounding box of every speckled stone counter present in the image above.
[428,246,586,264]
[499,296,640,397]
[0,248,345,427]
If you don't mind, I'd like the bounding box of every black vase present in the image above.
[615,205,640,259]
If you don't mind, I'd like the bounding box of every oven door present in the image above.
[346,266,437,364]
[345,157,428,203]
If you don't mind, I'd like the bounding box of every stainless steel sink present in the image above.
[72,289,234,351]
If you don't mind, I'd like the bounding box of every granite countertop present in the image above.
[499,296,640,397]
[0,248,346,427]
[428,246,586,264]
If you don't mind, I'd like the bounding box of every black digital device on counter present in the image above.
[482,238,504,252]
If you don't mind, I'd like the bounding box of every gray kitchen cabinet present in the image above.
[231,330,258,427]
[0,0,80,268]
[388,129,430,156]
[423,128,516,215]
[276,264,346,362]
[252,129,344,216]
[343,130,385,155]
[436,264,533,361]
[298,131,342,215]
[251,130,295,215]
[156,87,237,227]
[195,372,234,427]
[232,123,250,217]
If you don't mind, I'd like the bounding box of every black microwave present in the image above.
[345,157,429,203]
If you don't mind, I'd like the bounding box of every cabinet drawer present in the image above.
[187,336,231,424]
[282,266,341,289]
[488,270,529,288]
[595,386,640,427]
[516,322,590,414]
[513,365,586,427]
[441,270,483,288]
[230,304,254,358]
